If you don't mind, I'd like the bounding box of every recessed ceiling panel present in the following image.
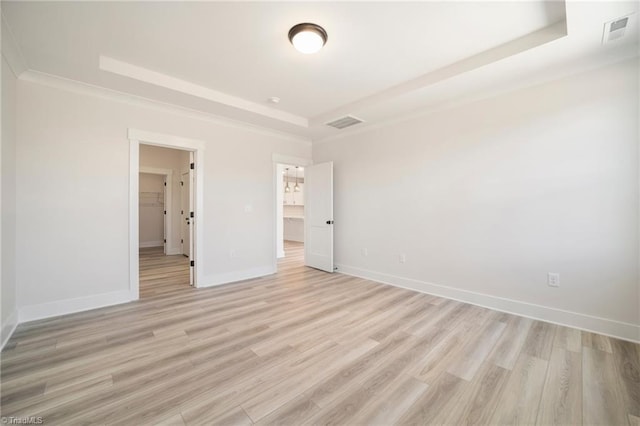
[3,1,565,118]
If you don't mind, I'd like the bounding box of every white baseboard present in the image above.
[199,265,276,289]
[1,309,19,350]
[139,241,164,248]
[19,290,132,323]
[336,263,640,343]
[277,250,285,259]
[284,237,304,243]
[166,247,182,255]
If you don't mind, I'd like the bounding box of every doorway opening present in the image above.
[276,163,306,271]
[274,157,334,274]
[138,145,193,298]
[129,129,205,301]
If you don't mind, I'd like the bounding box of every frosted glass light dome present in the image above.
[288,23,327,54]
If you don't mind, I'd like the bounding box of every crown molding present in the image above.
[19,70,312,145]
[1,12,28,78]
[313,50,639,146]
[99,56,308,128]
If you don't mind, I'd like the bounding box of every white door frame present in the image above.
[180,169,190,257]
[139,167,173,254]
[272,154,312,271]
[129,129,205,300]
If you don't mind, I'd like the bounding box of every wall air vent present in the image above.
[603,14,634,44]
[326,115,364,130]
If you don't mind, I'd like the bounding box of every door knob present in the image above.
[326,220,334,225]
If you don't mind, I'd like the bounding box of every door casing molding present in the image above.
[129,129,205,300]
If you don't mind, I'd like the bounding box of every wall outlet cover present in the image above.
[548,272,560,287]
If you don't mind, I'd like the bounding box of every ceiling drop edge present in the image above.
[18,69,312,146]
[312,51,640,146]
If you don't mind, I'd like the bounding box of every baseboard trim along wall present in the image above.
[336,263,640,343]
[139,244,181,255]
[9,266,277,342]
[19,290,132,323]
[139,241,164,248]
[1,310,20,350]
[6,264,636,347]
[199,265,276,289]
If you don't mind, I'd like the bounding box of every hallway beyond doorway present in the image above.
[139,247,192,298]
[279,240,304,271]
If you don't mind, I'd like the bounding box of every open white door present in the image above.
[188,153,195,286]
[180,155,195,286]
[163,176,168,255]
[304,162,334,273]
[181,172,191,258]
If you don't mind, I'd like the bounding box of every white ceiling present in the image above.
[2,1,638,142]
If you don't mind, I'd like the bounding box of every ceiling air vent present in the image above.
[603,14,633,44]
[326,115,364,130]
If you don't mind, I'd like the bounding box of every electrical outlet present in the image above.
[399,253,406,264]
[548,272,560,287]
[244,204,253,213]
[229,249,236,259]
[362,248,368,257]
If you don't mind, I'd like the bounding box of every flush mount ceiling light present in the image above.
[288,23,327,54]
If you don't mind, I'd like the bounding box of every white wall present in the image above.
[1,53,18,345]
[15,77,310,317]
[139,145,190,252]
[314,58,640,341]
[139,172,165,247]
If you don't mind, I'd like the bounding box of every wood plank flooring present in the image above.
[1,240,638,425]
[139,247,191,298]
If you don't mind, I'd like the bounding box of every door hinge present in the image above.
[190,211,194,218]
[164,210,167,215]
[181,210,183,215]
[163,239,166,243]
[190,162,195,170]
[181,239,183,243]
[190,260,194,267]
[164,182,166,186]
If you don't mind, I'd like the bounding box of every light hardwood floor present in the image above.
[1,240,638,425]
[139,246,192,298]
